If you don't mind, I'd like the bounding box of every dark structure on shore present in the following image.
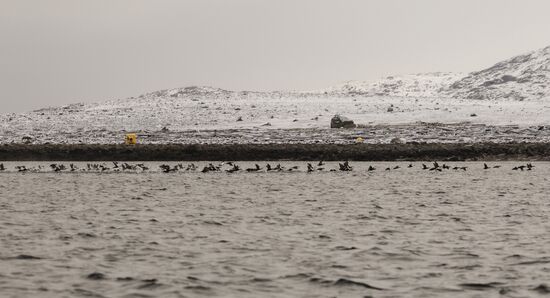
[331,115,357,129]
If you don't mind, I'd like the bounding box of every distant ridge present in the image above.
[127,45,550,101]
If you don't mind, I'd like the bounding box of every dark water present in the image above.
[1,162,550,298]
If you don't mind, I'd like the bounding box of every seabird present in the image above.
[136,164,149,171]
[50,164,62,172]
[307,163,314,173]
[16,166,28,172]
[160,164,177,173]
[339,161,352,171]
[287,165,299,172]
[246,164,261,172]
[226,164,240,173]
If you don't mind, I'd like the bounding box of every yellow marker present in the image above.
[356,137,365,143]
[125,133,137,145]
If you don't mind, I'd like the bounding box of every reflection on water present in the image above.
[1,162,549,298]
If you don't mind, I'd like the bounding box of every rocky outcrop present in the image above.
[331,115,356,128]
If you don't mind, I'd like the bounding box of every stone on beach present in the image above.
[331,115,356,129]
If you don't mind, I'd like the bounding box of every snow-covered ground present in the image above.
[1,88,549,144]
[1,46,550,145]
[323,72,463,98]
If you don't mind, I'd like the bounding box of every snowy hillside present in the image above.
[325,46,550,102]
[447,46,550,101]
[325,72,463,98]
[1,84,549,144]
[2,46,550,144]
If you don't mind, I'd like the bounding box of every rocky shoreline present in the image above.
[1,143,549,161]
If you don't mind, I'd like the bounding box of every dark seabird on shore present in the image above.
[0,164,5,171]
[318,161,325,166]
[484,163,489,170]
[368,166,376,171]
[307,163,314,173]
[422,164,428,170]
[408,164,413,168]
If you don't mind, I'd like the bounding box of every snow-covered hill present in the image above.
[325,72,463,98]
[326,46,550,101]
[446,46,550,101]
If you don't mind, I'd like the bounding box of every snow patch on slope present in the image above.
[325,72,464,98]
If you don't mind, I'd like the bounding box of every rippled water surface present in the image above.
[1,162,550,298]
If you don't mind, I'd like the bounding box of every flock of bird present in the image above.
[0,161,537,173]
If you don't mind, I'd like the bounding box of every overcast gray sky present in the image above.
[1,0,550,112]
